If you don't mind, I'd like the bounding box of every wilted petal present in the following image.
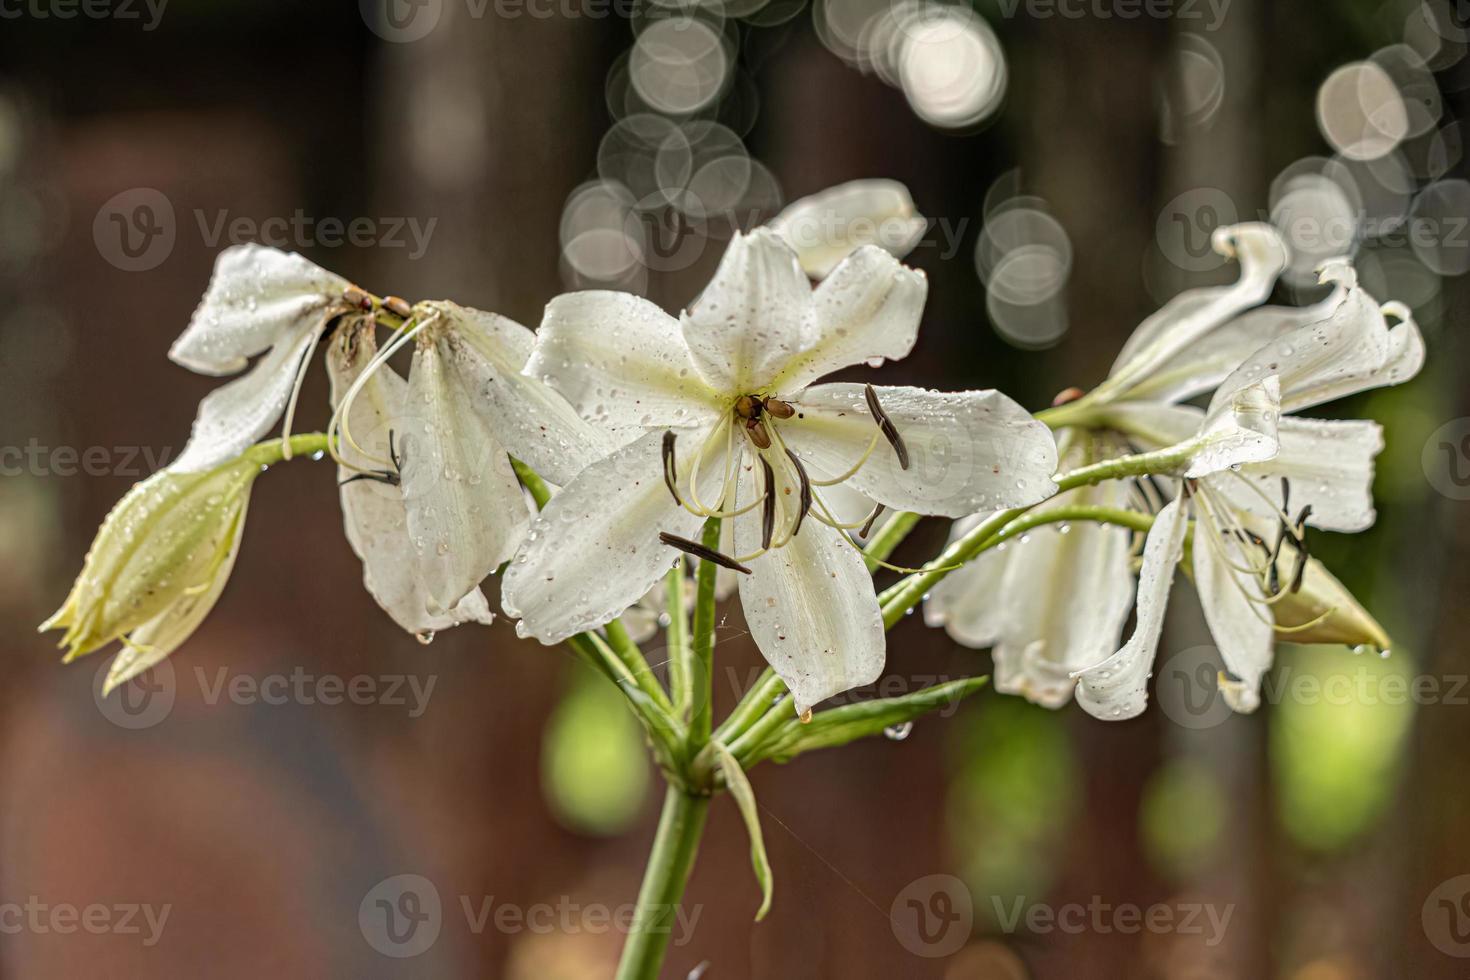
[169,326,321,473]
[1104,223,1288,396]
[503,424,726,644]
[528,290,723,433]
[733,471,885,715]
[782,383,1058,517]
[327,320,495,634]
[768,179,926,279]
[170,243,349,375]
[1192,520,1274,713]
[400,338,529,615]
[1074,495,1189,720]
[680,229,811,393]
[769,246,927,394]
[1212,417,1383,533]
[423,302,620,486]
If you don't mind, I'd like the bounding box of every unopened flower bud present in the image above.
[1273,554,1391,652]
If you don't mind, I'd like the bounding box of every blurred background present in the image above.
[1,0,1467,976]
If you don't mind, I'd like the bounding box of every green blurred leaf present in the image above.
[541,669,651,836]
[712,743,773,921]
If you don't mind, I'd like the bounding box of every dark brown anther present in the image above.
[784,448,813,536]
[764,397,796,419]
[659,531,752,574]
[859,503,886,539]
[747,421,772,450]
[343,286,373,311]
[735,394,763,421]
[661,430,682,506]
[864,384,910,470]
[1050,386,1085,407]
[759,457,777,549]
[383,295,413,318]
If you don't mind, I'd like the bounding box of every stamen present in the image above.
[278,327,326,461]
[662,430,683,506]
[865,384,910,470]
[383,295,413,318]
[659,531,752,574]
[784,448,813,536]
[328,314,429,470]
[859,504,886,539]
[759,457,777,550]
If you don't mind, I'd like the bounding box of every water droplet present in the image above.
[884,721,913,741]
[415,631,436,645]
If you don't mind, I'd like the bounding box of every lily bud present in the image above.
[1273,554,1391,651]
[39,456,261,693]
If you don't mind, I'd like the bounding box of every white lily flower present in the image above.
[331,300,619,616]
[924,438,1136,707]
[767,179,927,280]
[168,244,355,473]
[325,315,496,636]
[506,229,1059,714]
[1073,264,1425,720]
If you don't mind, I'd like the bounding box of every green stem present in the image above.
[606,619,675,715]
[689,517,722,747]
[665,561,692,720]
[711,670,787,748]
[614,786,710,980]
[862,510,921,573]
[730,694,794,767]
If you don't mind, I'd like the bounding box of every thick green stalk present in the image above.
[689,517,722,746]
[606,619,675,715]
[614,786,710,980]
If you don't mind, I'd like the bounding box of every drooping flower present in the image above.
[39,454,262,692]
[505,228,1059,713]
[1073,263,1424,719]
[325,315,496,635]
[767,179,927,280]
[167,244,357,473]
[331,299,619,617]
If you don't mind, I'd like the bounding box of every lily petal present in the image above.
[782,383,1058,517]
[400,336,530,615]
[680,229,811,393]
[169,325,321,473]
[733,470,886,715]
[1074,495,1189,720]
[924,513,1006,647]
[423,301,621,486]
[1103,223,1288,398]
[327,320,495,633]
[503,424,726,644]
[1184,376,1281,479]
[1192,515,1274,713]
[769,246,928,395]
[169,243,349,375]
[527,290,723,433]
[768,179,926,279]
[1215,417,1383,533]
